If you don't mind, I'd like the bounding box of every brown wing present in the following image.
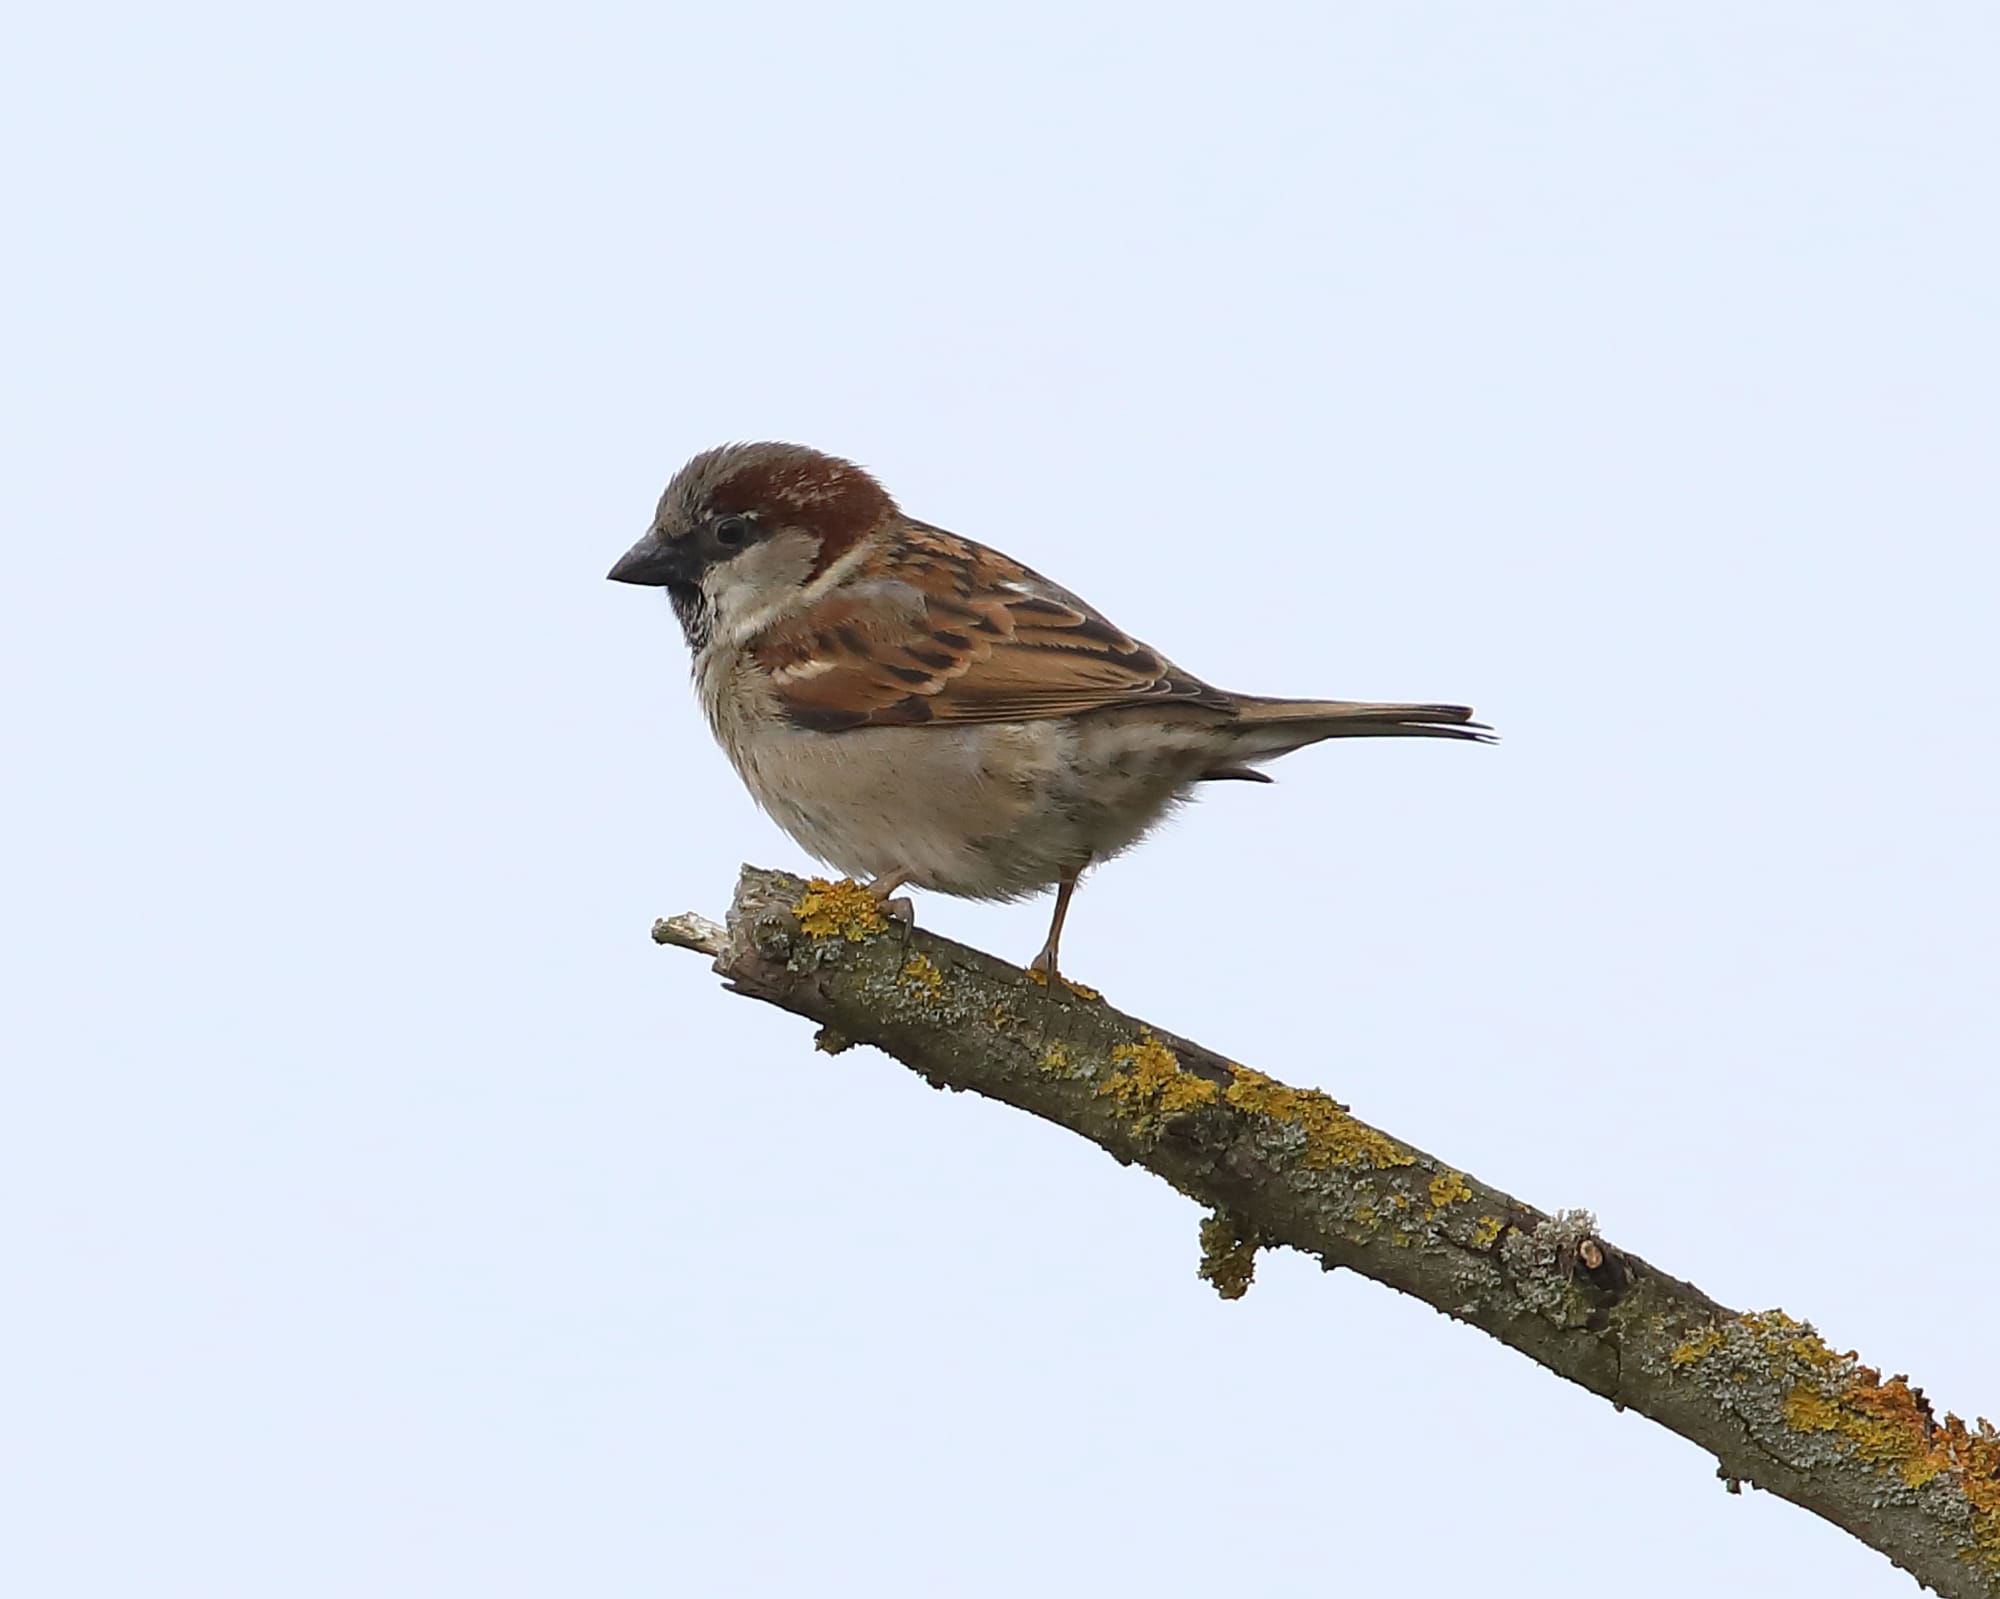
[750,522,1231,731]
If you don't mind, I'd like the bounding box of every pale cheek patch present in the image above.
[704,534,823,648]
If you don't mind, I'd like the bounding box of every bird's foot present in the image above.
[1024,954,1099,1000]
[863,871,916,926]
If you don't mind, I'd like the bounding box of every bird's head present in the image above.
[607,442,897,648]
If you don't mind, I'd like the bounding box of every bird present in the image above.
[608,442,1490,980]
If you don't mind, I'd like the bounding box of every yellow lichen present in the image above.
[1670,1312,1839,1375]
[1782,1381,1936,1479]
[1352,1203,1379,1228]
[1098,1033,1218,1126]
[793,878,888,941]
[1671,1310,2000,1570]
[1788,1369,1997,1503]
[1428,1170,1472,1211]
[1038,1042,1092,1082]
[1023,968,1101,999]
[1670,1325,1727,1367]
[1468,1214,1505,1250]
[899,954,945,994]
[1223,1067,1413,1171]
[1740,1309,1846,1372]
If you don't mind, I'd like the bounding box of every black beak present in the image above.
[607,534,694,587]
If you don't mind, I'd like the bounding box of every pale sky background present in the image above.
[6,4,1997,1595]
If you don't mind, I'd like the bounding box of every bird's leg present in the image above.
[1028,871,1079,980]
[865,868,915,926]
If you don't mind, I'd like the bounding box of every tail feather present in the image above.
[1219,696,1495,760]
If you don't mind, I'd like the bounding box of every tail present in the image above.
[1203,696,1494,772]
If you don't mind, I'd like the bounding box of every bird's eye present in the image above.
[712,515,751,548]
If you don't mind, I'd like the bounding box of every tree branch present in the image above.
[656,865,2000,1596]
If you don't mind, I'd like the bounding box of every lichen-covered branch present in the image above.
[655,866,2000,1596]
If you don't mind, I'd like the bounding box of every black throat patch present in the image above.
[668,582,712,650]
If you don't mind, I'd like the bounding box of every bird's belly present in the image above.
[718,717,1206,901]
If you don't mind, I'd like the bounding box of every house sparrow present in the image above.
[609,442,1489,978]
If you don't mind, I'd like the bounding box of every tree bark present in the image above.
[654,866,2000,1596]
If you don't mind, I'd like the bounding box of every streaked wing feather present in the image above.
[752,525,1228,730]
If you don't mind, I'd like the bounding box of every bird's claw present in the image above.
[1024,963,1101,999]
[861,871,916,926]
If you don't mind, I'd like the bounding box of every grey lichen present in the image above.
[1497,1207,1602,1321]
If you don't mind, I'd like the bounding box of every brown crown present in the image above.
[707,446,897,577]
